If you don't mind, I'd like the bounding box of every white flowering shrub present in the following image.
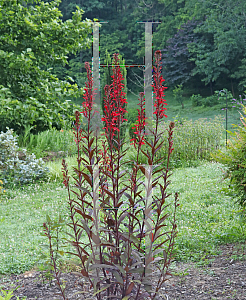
[0,128,49,186]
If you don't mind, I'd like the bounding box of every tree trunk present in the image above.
[181,101,184,109]
[210,81,213,95]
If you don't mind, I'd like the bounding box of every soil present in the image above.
[0,243,245,300]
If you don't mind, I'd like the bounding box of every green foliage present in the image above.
[44,155,77,182]
[203,88,233,108]
[128,115,224,169]
[126,108,138,124]
[40,0,246,99]
[0,289,25,300]
[173,84,184,108]
[211,103,246,211]
[191,88,233,108]
[159,115,224,165]
[0,128,49,187]
[99,31,125,64]
[191,94,203,107]
[203,94,219,107]
[39,214,66,286]
[0,0,93,134]
[17,127,78,159]
[0,85,79,135]
[231,58,246,91]
[214,88,233,106]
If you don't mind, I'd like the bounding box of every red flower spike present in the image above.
[101,53,128,146]
[152,50,168,121]
[81,62,98,119]
[130,92,146,149]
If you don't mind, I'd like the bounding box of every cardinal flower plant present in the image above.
[43,51,179,299]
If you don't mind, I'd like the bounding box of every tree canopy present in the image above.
[0,0,94,133]
[1,0,246,118]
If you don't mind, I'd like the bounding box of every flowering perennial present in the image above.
[102,53,128,149]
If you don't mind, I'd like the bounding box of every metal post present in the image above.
[218,89,228,149]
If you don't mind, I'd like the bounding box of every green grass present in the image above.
[0,158,245,275]
[160,161,246,263]
[0,181,69,274]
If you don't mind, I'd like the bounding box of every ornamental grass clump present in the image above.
[128,115,224,169]
[156,115,224,164]
[43,51,179,299]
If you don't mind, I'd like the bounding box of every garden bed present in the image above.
[0,243,245,300]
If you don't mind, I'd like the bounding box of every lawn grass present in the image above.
[0,181,69,274]
[0,158,245,275]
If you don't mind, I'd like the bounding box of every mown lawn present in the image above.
[0,159,245,275]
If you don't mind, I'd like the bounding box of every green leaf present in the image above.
[128,267,145,274]
[92,284,111,296]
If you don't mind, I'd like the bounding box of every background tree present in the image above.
[161,19,202,88]
[3,0,245,113]
[0,0,94,134]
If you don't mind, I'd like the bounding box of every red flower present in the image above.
[81,62,98,119]
[130,92,146,149]
[152,50,168,121]
[130,51,168,149]
[101,53,128,145]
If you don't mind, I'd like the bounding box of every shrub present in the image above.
[203,94,219,107]
[173,84,184,108]
[214,88,233,106]
[191,94,203,107]
[0,128,49,187]
[0,85,79,135]
[211,103,246,213]
[126,108,139,124]
[203,89,234,108]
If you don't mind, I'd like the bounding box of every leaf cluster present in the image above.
[0,0,93,134]
[0,128,49,187]
[211,103,246,210]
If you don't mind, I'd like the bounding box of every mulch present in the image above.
[0,243,245,300]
